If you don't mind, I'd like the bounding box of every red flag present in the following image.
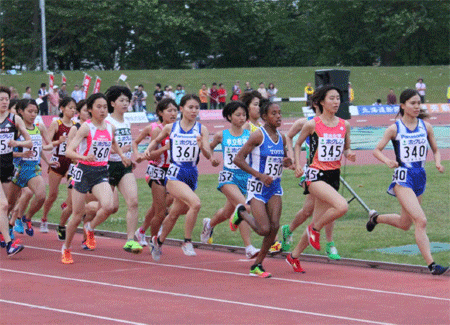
[48,72,54,89]
[62,73,67,84]
[93,76,102,94]
[82,74,92,99]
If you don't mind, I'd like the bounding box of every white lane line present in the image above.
[356,119,367,122]
[1,269,393,325]
[21,246,450,302]
[213,125,225,128]
[0,299,146,325]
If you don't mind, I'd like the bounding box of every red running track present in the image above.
[1,232,449,324]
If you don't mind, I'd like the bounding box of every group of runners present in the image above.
[0,84,448,277]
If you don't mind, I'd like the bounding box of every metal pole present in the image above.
[339,176,371,212]
[1,38,4,73]
[40,0,47,71]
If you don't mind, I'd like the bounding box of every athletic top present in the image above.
[169,120,202,169]
[308,116,346,171]
[106,115,132,162]
[150,122,170,168]
[249,121,262,133]
[392,118,428,169]
[14,125,42,168]
[248,127,284,185]
[222,128,250,175]
[78,120,113,167]
[52,119,76,157]
[0,113,18,166]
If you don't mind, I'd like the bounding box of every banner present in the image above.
[421,103,450,113]
[82,74,92,99]
[93,76,102,94]
[124,112,149,124]
[198,109,224,120]
[357,105,399,115]
[62,73,67,84]
[48,72,54,89]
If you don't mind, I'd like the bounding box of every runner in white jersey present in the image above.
[105,86,142,254]
[61,93,131,264]
[368,89,448,275]
[144,94,211,258]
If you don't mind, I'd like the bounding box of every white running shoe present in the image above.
[40,221,49,233]
[245,245,260,259]
[135,229,148,247]
[157,225,163,237]
[200,218,213,244]
[181,242,196,256]
[149,236,162,261]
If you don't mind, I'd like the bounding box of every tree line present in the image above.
[2,0,449,71]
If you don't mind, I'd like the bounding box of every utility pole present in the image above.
[40,0,47,71]
[1,38,4,73]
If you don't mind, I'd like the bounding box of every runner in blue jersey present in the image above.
[368,89,448,276]
[200,101,260,259]
[144,94,211,258]
[231,100,292,278]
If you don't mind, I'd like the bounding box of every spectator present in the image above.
[208,82,219,110]
[174,84,185,105]
[447,84,450,103]
[79,86,86,100]
[372,99,382,105]
[166,85,176,100]
[267,83,278,102]
[415,78,426,103]
[199,84,208,110]
[153,83,165,105]
[58,83,68,100]
[257,82,268,99]
[348,82,354,104]
[386,88,397,105]
[9,87,19,99]
[231,80,241,101]
[48,85,60,115]
[305,82,314,105]
[38,82,49,115]
[22,86,32,99]
[71,84,83,103]
[218,83,227,109]
[244,81,253,92]
[133,85,146,112]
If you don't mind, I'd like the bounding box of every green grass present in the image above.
[44,160,450,267]
[2,65,449,117]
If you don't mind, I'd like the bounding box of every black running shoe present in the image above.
[430,264,449,276]
[57,226,66,241]
[366,210,379,232]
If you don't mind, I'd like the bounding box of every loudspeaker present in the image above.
[315,69,351,119]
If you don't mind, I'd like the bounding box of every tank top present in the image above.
[169,120,202,169]
[14,125,42,168]
[248,127,284,185]
[78,120,113,167]
[249,121,262,133]
[392,118,428,169]
[222,129,250,175]
[52,119,75,157]
[105,115,132,162]
[150,122,170,168]
[0,113,18,166]
[308,116,346,171]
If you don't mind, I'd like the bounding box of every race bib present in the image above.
[116,135,132,159]
[67,163,75,177]
[22,136,42,161]
[0,132,14,155]
[247,179,263,195]
[58,141,67,156]
[146,164,154,176]
[400,138,427,163]
[392,167,407,182]
[264,156,283,179]
[305,167,319,182]
[92,140,111,162]
[218,170,233,183]
[151,166,166,180]
[223,147,239,169]
[172,138,198,163]
[166,164,180,178]
[71,166,83,182]
[50,155,59,163]
[318,137,344,162]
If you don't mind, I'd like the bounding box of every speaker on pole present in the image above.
[315,69,351,119]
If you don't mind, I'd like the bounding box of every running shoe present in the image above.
[61,202,67,210]
[181,242,197,256]
[22,217,34,236]
[245,245,260,259]
[307,224,320,251]
[135,228,148,247]
[9,227,14,240]
[200,218,214,244]
[61,247,73,264]
[123,240,143,254]
[149,236,162,261]
[229,204,245,231]
[83,223,96,250]
[0,233,5,248]
[14,218,24,234]
[281,224,293,252]
[430,264,449,276]
[40,220,49,233]
[249,264,272,278]
[81,240,93,251]
[286,253,305,273]
[366,210,379,232]
[6,239,24,256]
[326,241,341,260]
[57,225,66,241]
[269,240,282,255]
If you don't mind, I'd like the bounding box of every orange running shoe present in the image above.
[307,224,321,251]
[84,224,96,250]
[61,247,73,264]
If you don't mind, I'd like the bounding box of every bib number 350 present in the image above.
[247,179,263,194]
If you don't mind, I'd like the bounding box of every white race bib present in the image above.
[247,179,263,195]
[151,166,166,180]
[0,132,14,154]
[392,167,407,182]
[305,167,319,182]
[318,137,344,162]
[218,170,233,183]
[92,140,111,162]
[264,156,283,179]
[166,164,180,178]
[71,166,83,182]
[400,138,427,163]
[223,147,240,169]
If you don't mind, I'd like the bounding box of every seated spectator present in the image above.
[49,85,60,115]
[257,82,268,99]
[153,83,165,105]
[267,83,278,102]
[372,99,382,105]
[386,89,397,105]
[22,86,32,99]
[175,84,185,105]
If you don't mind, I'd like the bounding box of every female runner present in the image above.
[367,89,448,275]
